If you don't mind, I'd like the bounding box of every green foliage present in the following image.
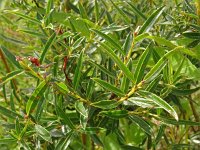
[0,0,200,149]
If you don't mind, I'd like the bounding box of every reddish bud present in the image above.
[28,56,40,66]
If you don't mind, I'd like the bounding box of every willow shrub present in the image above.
[0,0,200,149]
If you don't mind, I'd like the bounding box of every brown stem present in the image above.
[0,49,18,90]
[0,49,10,72]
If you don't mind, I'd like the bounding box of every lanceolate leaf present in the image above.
[127,2,147,20]
[40,32,56,63]
[55,82,69,93]
[56,106,75,129]
[88,60,115,78]
[10,12,41,24]
[144,48,179,82]
[35,124,51,142]
[1,46,21,69]
[172,87,200,96]
[145,75,162,92]
[26,80,49,115]
[19,29,46,38]
[154,124,166,145]
[160,117,200,126]
[129,115,152,135]
[73,51,84,90]
[100,43,135,83]
[109,0,130,24]
[147,36,176,49]
[138,6,165,34]
[92,29,125,55]
[0,70,24,86]
[134,43,153,84]
[55,131,74,150]
[75,101,87,117]
[92,78,125,97]
[182,32,200,39]
[0,138,17,144]
[139,90,178,120]
[0,105,23,119]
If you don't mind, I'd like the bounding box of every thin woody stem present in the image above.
[0,49,18,90]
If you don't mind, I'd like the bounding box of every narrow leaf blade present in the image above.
[139,90,178,120]
[93,78,125,97]
[138,6,165,34]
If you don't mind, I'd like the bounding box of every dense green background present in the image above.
[0,0,200,149]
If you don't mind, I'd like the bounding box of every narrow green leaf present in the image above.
[91,100,120,109]
[0,138,17,144]
[73,51,84,90]
[129,115,152,135]
[125,97,155,108]
[20,140,32,150]
[134,43,153,84]
[95,0,100,22]
[86,71,95,100]
[109,0,130,24]
[35,96,45,122]
[101,25,129,33]
[92,29,125,55]
[46,0,53,14]
[182,32,200,39]
[40,32,56,63]
[100,110,128,119]
[147,36,176,49]
[90,134,104,147]
[100,43,135,83]
[75,101,88,117]
[56,106,75,129]
[18,29,46,38]
[93,78,125,97]
[1,46,21,69]
[145,75,162,92]
[10,90,15,112]
[127,2,147,20]
[0,70,24,86]
[121,59,133,93]
[55,131,74,150]
[0,34,27,45]
[134,33,150,42]
[138,6,165,34]
[139,90,178,120]
[88,60,115,78]
[15,117,21,135]
[72,37,85,50]
[160,117,200,126]
[123,32,133,55]
[78,2,88,19]
[11,12,41,24]
[154,124,166,145]
[0,105,23,119]
[55,82,69,93]
[171,144,195,149]
[172,87,200,96]
[26,80,48,115]
[144,48,180,82]
[173,58,185,82]
[35,124,51,142]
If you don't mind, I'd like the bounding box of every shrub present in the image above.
[0,0,200,149]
